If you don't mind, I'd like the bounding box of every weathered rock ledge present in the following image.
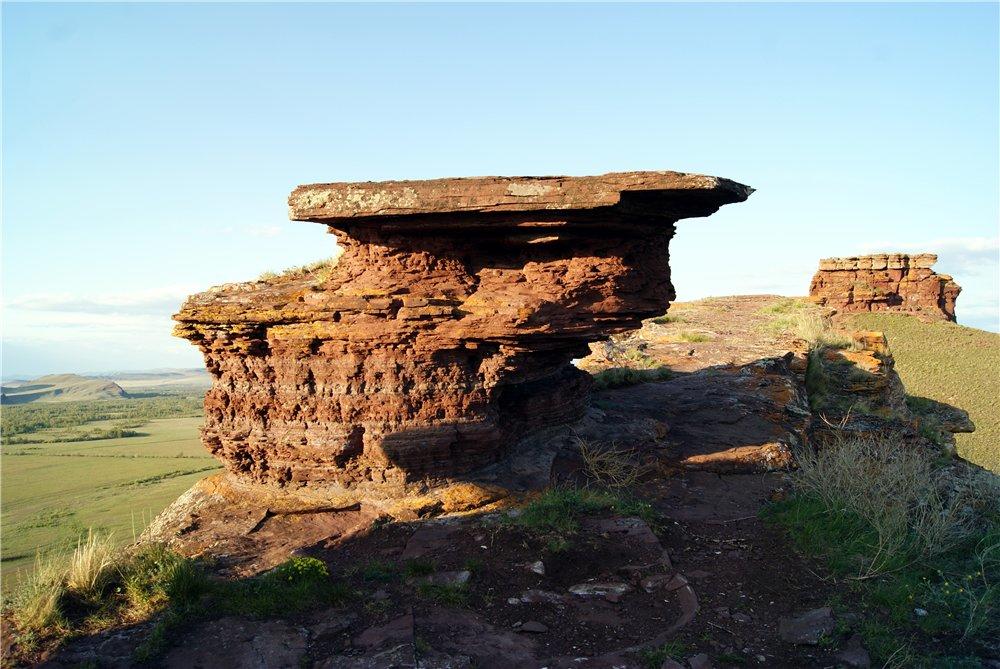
[173,172,752,501]
[809,253,960,321]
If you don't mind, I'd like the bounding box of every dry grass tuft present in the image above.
[791,312,854,349]
[793,433,981,577]
[10,554,68,634]
[65,530,118,601]
[758,299,853,349]
[661,330,713,343]
[576,438,648,489]
[256,252,342,283]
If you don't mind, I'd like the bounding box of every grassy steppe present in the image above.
[1,416,219,588]
[844,314,1000,473]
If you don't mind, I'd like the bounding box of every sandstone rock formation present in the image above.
[808,253,960,321]
[174,172,752,498]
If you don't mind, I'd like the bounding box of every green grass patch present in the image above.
[211,556,349,619]
[758,297,814,315]
[415,582,468,607]
[5,545,351,666]
[756,298,854,349]
[257,257,336,283]
[1,415,219,587]
[359,559,400,583]
[513,487,660,554]
[515,488,620,535]
[403,559,437,578]
[634,640,689,668]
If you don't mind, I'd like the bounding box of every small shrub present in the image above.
[767,433,998,663]
[271,556,328,582]
[216,556,344,618]
[921,529,999,641]
[791,434,975,576]
[651,314,684,325]
[257,257,338,283]
[591,366,671,390]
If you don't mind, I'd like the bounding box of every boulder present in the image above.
[778,607,835,645]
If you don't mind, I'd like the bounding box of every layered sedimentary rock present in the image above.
[174,172,752,496]
[809,253,960,321]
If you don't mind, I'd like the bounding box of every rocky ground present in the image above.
[44,473,856,669]
[25,296,989,668]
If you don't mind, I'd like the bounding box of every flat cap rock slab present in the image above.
[174,171,751,498]
[289,171,752,223]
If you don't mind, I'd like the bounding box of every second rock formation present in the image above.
[809,253,960,322]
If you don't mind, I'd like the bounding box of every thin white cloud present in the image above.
[857,236,999,273]
[4,285,198,315]
[4,311,174,342]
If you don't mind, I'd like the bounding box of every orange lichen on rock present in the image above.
[174,172,752,497]
[809,253,960,322]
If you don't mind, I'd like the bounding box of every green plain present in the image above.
[1,416,219,588]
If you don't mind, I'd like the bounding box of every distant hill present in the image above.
[0,374,129,405]
[95,369,211,391]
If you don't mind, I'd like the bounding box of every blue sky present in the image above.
[3,2,998,377]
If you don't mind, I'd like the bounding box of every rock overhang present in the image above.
[174,170,752,496]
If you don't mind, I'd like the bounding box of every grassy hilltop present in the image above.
[844,313,1000,473]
